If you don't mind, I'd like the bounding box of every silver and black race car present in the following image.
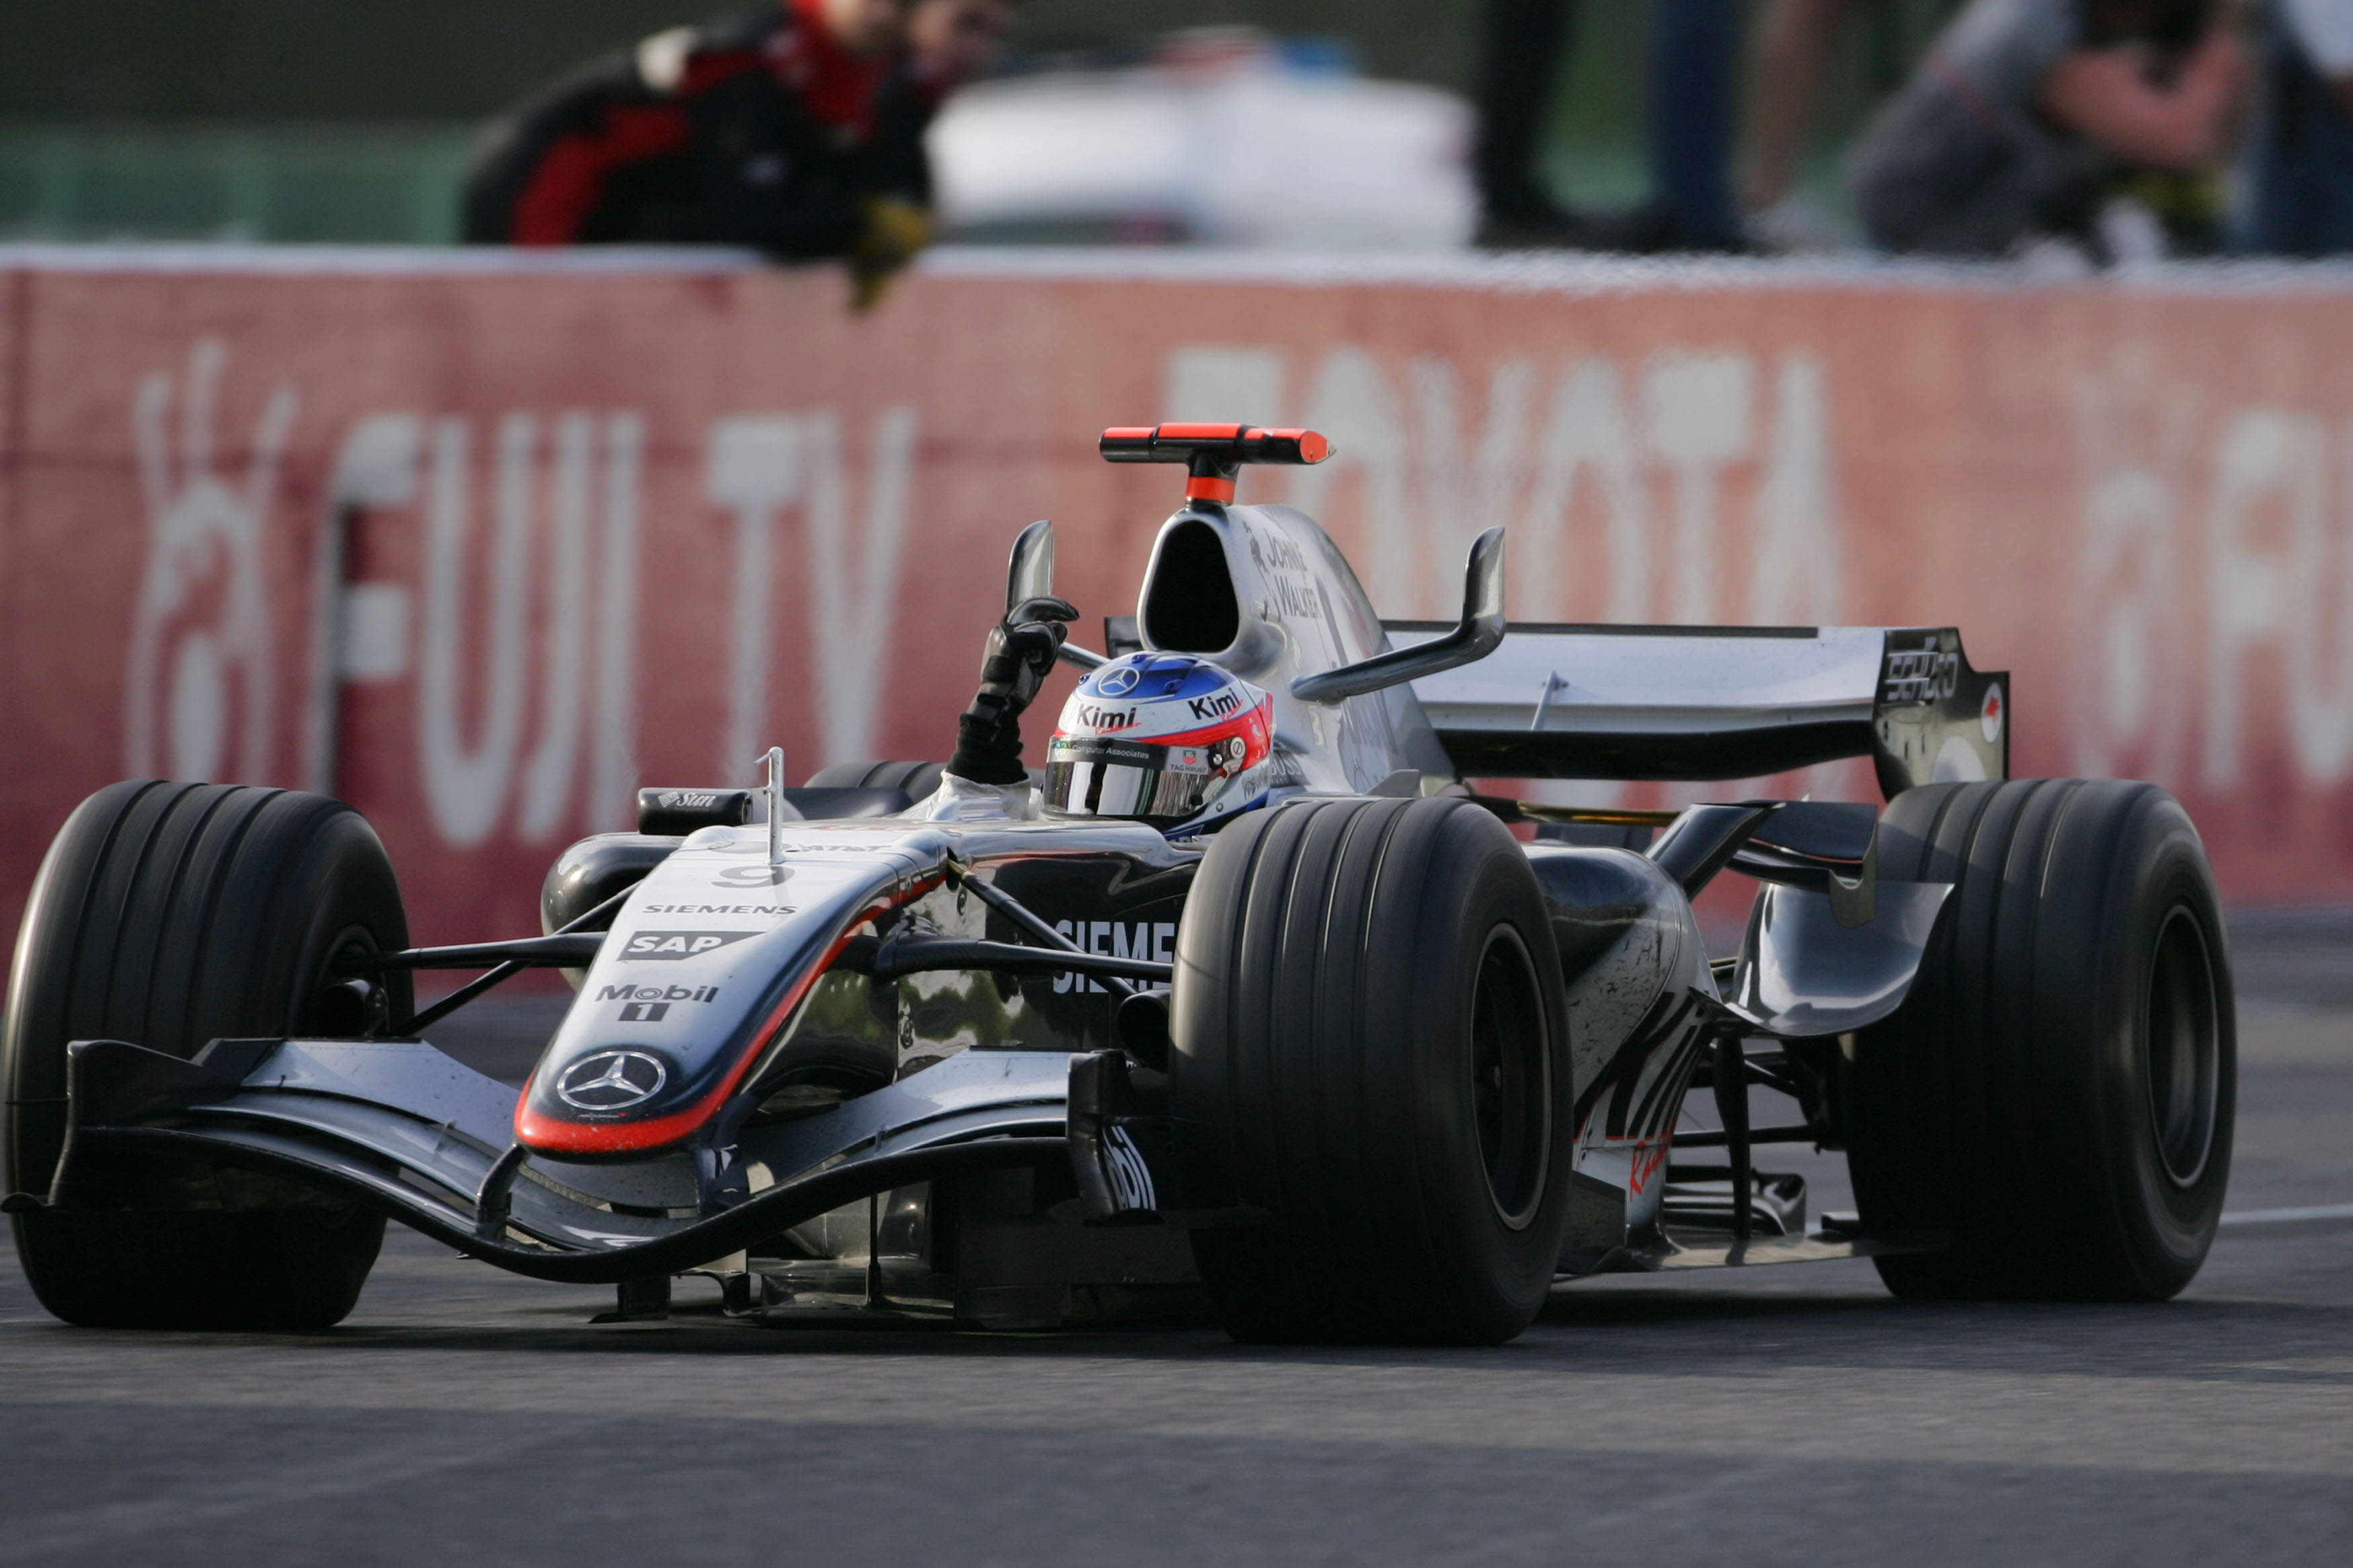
[2,423,2233,1344]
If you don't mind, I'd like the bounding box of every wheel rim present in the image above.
[1470,925,1550,1229]
[2144,906,2221,1188]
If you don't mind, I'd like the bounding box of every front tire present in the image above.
[1847,780,2235,1301]
[3,782,408,1329]
[1168,798,1572,1345]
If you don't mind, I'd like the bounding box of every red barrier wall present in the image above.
[7,247,2353,960]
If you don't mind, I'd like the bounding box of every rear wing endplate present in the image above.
[1392,622,2007,796]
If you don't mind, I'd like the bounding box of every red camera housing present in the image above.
[1099,423,1332,503]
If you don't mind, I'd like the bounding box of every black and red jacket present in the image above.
[462,0,943,257]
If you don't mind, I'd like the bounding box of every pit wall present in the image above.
[5,246,2352,953]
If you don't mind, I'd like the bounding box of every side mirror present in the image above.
[1292,528,1506,704]
[1006,518,1055,614]
[1004,518,1108,670]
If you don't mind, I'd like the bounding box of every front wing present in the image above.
[22,1036,1070,1284]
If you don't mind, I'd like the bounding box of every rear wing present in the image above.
[1391,622,2007,797]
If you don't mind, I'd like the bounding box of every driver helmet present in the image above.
[1045,654,1274,830]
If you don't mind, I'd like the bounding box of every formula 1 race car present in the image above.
[2,423,2234,1344]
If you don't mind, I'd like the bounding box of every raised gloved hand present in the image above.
[947,595,1080,786]
[848,196,932,313]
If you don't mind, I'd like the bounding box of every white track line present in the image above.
[2217,1203,2353,1227]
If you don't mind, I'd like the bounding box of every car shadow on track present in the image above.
[23,1283,2338,1392]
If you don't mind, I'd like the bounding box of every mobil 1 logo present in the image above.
[618,930,756,962]
[599,982,719,1024]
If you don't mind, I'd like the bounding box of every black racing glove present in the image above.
[947,595,1080,786]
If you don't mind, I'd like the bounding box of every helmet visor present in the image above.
[1045,736,1238,825]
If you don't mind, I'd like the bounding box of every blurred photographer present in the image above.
[1848,0,2245,257]
[463,0,1012,302]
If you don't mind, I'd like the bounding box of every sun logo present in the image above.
[124,340,299,784]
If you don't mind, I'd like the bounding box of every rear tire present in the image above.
[1168,798,1572,1345]
[1847,780,2234,1301]
[3,782,408,1329]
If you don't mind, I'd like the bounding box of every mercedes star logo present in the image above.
[1098,664,1141,696]
[556,1049,670,1112]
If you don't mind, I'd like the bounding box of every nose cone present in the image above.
[514,825,939,1159]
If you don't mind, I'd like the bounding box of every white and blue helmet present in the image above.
[1045,654,1275,830]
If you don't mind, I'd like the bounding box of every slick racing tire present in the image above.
[803,760,946,800]
[1168,797,1572,1346]
[3,782,409,1330]
[1847,780,2234,1301]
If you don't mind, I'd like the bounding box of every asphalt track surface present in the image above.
[5,933,2352,1565]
